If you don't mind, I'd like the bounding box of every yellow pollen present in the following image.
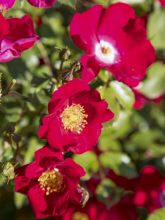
[38,168,63,195]
[101,46,111,55]
[60,104,88,134]
[72,212,89,220]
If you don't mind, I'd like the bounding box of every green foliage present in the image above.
[147,208,165,220]
[140,62,165,99]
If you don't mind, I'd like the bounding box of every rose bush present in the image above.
[0,0,164,220]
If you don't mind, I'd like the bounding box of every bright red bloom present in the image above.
[38,79,114,154]
[108,166,165,213]
[0,15,39,63]
[158,0,165,6]
[60,196,137,220]
[108,195,137,220]
[60,198,111,220]
[133,166,165,212]
[133,89,163,109]
[70,3,155,87]
[15,146,85,219]
[0,0,56,9]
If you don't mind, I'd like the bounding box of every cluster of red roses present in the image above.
[1,0,164,219]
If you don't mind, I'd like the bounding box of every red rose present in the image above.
[15,146,85,218]
[60,196,137,220]
[133,166,165,212]
[158,0,165,6]
[38,79,114,154]
[60,198,111,220]
[0,14,39,62]
[108,166,165,212]
[70,3,155,87]
[108,195,137,220]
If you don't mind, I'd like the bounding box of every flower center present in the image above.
[60,104,88,134]
[38,168,63,195]
[72,212,89,220]
[95,40,118,65]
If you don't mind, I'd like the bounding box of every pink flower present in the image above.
[0,0,56,10]
[38,79,114,154]
[0,14,39,63]
[70,3,155,87]
[15,146,85,218]
[0,0,16,10]
[27,0,57,8]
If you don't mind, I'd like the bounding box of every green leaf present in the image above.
[148,9,165,50]
[98,86,120,120]
[110,81,135,110]
[74,152,99,180]
[14,193,26,209]
[140,62,165,99]
[58,0,76,9]
[147,208,165,220]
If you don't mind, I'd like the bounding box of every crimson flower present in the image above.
[0,0,56,10]
[70,3,155,87]
[133,166,165,212]
[15,146,85,219]
[108,166,165,213]
[158,0,165,6]
[0,14,39,62]
[60,198,111,220]
[60,196,137,220]
[38,79,114,154]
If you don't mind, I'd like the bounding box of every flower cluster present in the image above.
[3,1,163,219]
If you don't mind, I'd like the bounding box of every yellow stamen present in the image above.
[101,46,111,55]
[72,212,89,220]
[60,104,88,134]
[38,168,64,195]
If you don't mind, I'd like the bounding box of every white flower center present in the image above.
[95,40,118,65]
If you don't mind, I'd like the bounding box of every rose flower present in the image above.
[38,79,114,154]
[15,146,85,218]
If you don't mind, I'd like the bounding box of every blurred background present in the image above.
[0,0,165,219]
